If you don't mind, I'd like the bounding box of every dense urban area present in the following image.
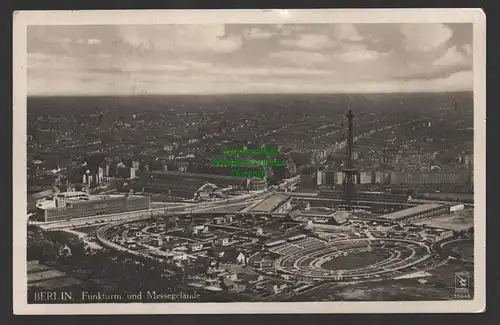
[26,92,474,302]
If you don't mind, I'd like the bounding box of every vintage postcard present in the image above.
[13,9,486,314]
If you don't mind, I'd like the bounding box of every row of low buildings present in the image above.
[316,170,388,186]
[316,169,473,186]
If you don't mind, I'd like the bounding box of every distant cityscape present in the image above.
[27,93,473,200]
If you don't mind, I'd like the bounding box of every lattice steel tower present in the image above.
[342,107,358,210]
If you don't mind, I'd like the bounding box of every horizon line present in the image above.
[27,90,473,98]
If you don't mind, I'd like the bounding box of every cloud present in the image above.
[197,64,332,78]
[244,28,273,40]
[76,38,102,45]
[401,24,453,52]
[278,24,363,50]
[268,50,330,65]
[317,70,473,94]
[438,70,473,89]
[27,23,473,96]
[118,25,242,54]
[276,24,308,37]
[88,38,102,45]
[28,52,78,71]
[433,46,466,66]
[330,24,363,42]
[413,70,473,92]
[179,60,214,70]
[335,50,381,62]
[334,44,388,62]
[462,44,473,56]
[280,33,336,50]
[28,52,55,69]
[30,69,472,96]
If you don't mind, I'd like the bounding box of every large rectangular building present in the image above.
[316,170,324,186]
[36,192,151,222]
[333,172,358,185]
[116,167,136,179]
[319,190,409,203]
[358,171,372,184]
[374,171,389,184]
[324,170,337,185]
[381,203,450,223]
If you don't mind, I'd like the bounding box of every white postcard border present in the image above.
[13,8,486,314]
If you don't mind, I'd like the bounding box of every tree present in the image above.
[39,241,58,264]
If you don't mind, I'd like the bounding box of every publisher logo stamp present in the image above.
[455,271,470,295]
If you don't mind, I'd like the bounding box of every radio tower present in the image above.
[342,105,358,211]
[382,146,387,185]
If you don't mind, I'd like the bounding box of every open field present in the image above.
[27,264,82,290]
[451,241,474,260]
[28,276,83,289]
[321,250,388,271]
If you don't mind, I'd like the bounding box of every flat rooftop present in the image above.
[55,191,88,197]
[38,194,146,210]
[31,189,55,200]
[55,192,131,201]
[250,194,289,213]
[382,203,444,221]
[302,208,335,216]
[411,208,474,231]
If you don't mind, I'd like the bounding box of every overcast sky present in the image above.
[27,23,473,96]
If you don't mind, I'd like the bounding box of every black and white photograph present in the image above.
[13,9,486,314]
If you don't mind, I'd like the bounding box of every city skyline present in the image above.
[28,23,473,96]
